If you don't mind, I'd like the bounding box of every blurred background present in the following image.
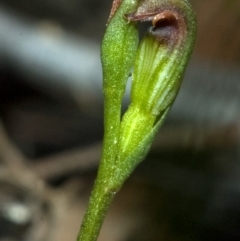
[0,0,239,240]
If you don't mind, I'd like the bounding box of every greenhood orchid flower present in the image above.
[77,1,196,241]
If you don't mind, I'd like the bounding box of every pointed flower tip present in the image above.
[108,0,123,24]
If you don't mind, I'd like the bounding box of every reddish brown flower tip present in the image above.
[108,0,123,23]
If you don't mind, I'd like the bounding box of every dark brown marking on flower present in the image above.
[125,4,187,48]
[152,11,177,28]
[151,10,186,47]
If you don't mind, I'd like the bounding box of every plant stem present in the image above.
[76,175,117,241]
[76,91,122,241]
[99,93,122,179]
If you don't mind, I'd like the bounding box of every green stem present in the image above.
[99,93,122,179]
[76,178,116,241]
[76,91,122,241]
